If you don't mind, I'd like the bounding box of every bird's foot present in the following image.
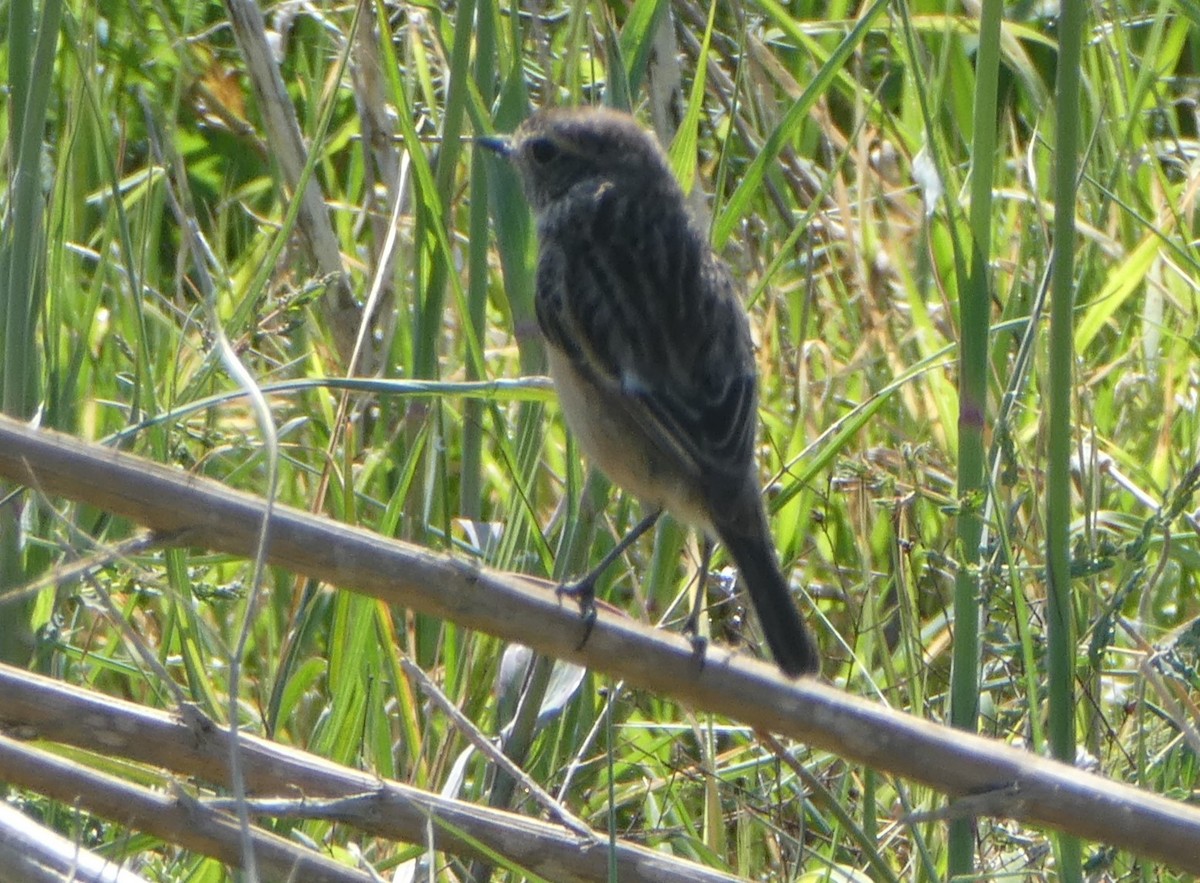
[688,632,708,672]
[556,578,599,650]
[682,610,708,672]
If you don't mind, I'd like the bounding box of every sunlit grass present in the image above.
[2,0,1199,879]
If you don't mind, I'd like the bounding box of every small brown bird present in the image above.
[480,107,819,677]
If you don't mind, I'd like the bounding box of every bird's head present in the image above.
[478,107,673,211]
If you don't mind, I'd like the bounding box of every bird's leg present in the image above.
[557,509,663,642]
[683,537,713,665]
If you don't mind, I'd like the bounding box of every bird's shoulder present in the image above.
[534,177,747,372]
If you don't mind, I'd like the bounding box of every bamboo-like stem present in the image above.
[2,415,1200,874]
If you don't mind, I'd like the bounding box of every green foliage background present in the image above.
[3,0,1200,878]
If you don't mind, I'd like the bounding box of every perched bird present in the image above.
[479,107,819,677]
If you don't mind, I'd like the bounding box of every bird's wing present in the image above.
[535,183,758,492]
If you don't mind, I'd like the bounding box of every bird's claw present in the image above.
[682,612,708,672]
[556,579,598,650]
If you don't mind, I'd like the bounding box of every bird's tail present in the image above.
[716,511,819,677]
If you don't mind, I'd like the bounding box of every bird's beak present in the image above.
[475,135,512,157]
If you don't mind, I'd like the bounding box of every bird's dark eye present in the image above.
[528,138,559,164]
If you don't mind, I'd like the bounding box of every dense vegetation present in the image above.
[2,0,1199,879]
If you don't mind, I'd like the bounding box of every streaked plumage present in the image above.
[483,107,819,677]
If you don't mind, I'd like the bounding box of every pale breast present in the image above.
[546,345,713,531]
